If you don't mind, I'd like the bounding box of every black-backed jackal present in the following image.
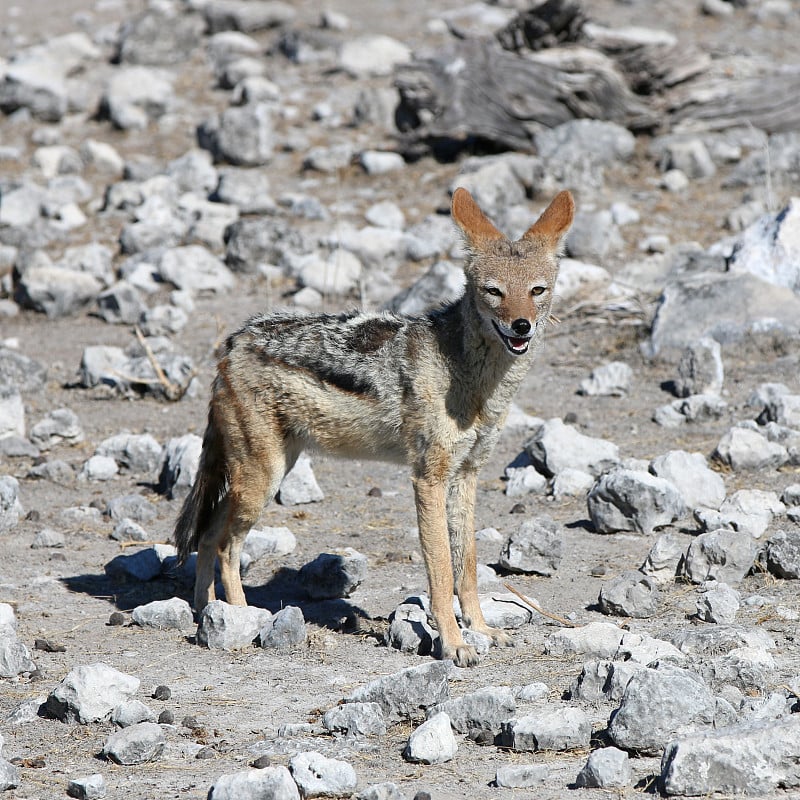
[174,187,574,666]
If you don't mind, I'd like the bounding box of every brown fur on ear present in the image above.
[521,190,575,246]
[451,187,505,247]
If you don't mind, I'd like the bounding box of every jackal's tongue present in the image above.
[509,337,528,349]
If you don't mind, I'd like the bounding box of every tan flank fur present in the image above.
[174,188,575,667]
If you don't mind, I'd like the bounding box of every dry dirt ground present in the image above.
[1,1,800,799]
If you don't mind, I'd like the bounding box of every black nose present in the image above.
[511,318,531,336]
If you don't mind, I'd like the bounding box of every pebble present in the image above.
[209,765,300,800]
[501,706,591,752]
[289,751,358,796]
[497,515,562,575]
[578,361,633,396]
[45,662,140,723]
[598,570,660,618]
[682,528,757,584]
[575,746,632,788]
[259,605,306,649]
[403,711,457,764]
[588,468,686,534]
[525,417,620,477]
[494,764,548,788]
[132,597,194,630]
[297,548,367,600]
[196,600,272,650]
[348,661,450,720]
[322,702,386,738]
[67,774,106,799]
[278,454,324,505]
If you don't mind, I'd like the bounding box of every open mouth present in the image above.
[492,321,532,355]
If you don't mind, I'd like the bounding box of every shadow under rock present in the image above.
[242,566,376,634]
[61,564,376,637]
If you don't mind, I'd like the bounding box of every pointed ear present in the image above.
[451,187,505,247]
[521,190,575,246]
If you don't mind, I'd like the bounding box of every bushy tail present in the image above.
[173,408,228,562]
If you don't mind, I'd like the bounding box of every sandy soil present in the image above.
[1,1,799,798]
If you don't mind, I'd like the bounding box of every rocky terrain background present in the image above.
[1,0,800,798]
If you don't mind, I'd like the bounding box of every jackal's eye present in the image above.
[531,286,546,297]
[484,285,503,297]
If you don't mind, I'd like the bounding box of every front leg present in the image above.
[413,475,479,667]
[447,468,513,649]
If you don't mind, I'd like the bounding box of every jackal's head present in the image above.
[451,187,574,356]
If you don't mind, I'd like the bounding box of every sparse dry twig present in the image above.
[502,581,579,628]
[133,325,195,401]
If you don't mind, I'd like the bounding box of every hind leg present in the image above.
[193,497,229,611]
[217,446,297,606]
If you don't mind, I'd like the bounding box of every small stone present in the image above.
[80,455,119,482]
[386,602,437,656]
[661,716,800,797]
[67,773,106,799]
[132,597,194,630]
[504,465,547,497]
[714,425,788,471]
[575,746,632,788]
[197,600,272,650]
[403,711,457,764]
[640,532,686,585]
[278,454,324,505]
[763,529,800,579]
[29,407,83,449]
[578,361,633,396]
[152,685,171,701]
[696,583,740,623]
[359,150,405,175]
[497,516,562,576]
[598,570,660,618]
[494,764,548,788]
[289,751,358,797]
[588,469,686,534]
[525,418,619,477]
[649,450,725,511]
[298,548,367,600]
[682,528,757,584]
[112,699,155,728]
[348,661,450,719]
[694,489,784,539]
[102,721,165,765]
[322,702,386,738]
[501,706,591,752]
[674,338,724,397]
[31,527,65,549]
[45,662,140,723]
[258,605,306,649]
[429,686,516,734]
[608,664,732,755]
[157,709,174,725]
[111,518,149,543]
[209,766,300,800]
[339,34,411,78]
[158,434,202,500]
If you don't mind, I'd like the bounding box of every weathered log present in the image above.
[667,68,800,133]
[394,38,658,155]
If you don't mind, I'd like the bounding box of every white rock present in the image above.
[339,35,411,78]
[403,711,457,764]
[649,450,725,511]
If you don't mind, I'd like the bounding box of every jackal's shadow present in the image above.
[60,564,373,633]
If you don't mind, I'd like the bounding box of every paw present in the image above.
[439,641,480,667]
[487,627,514,648]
